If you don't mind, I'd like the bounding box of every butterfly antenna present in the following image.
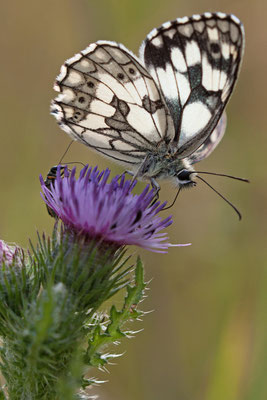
[58,140,74,164]
[57,141,86,169]
[195,171,249,183]
[162,188,181,211]
[197,175,242,220]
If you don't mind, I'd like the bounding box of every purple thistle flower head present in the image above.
[40,165,189,253]
[0,240,23,267]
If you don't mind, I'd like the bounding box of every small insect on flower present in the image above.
[51,12,247,217]
[40,165,189,252]
[44,166,65,217]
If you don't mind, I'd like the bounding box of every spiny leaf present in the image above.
[84,258,147,373]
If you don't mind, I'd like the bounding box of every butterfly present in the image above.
[51,12,245,202]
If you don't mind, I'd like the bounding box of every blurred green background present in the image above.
[0,0,266,399]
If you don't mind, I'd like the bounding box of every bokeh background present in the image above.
[1,0,266,399]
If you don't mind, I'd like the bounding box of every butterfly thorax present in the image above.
[136,145,197,189]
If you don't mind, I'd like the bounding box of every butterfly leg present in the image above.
[149,178,161,206]
[118,170,139,191]
[125,170,134,177]
[118,170,134,182]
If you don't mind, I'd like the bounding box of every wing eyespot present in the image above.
[69,110,86,123]
[78,96,85,104]
[87,81,95,88]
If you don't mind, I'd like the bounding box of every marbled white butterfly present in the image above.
[51,12,245,202]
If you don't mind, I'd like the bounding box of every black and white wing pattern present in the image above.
[140,12,244,158]
[189,112,227,164]
[51,42,175,167]
[52,12,244,177]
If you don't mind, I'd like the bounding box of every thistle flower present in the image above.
[0,240,22,266]
[40,165,188,253]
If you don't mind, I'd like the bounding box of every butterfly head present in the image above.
[176,169,197,189]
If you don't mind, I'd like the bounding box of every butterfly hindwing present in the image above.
[189,111,227,164]
[51,41,175,167]
[140,12,244,158]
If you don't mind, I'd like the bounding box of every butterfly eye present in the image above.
[177,169,192,181]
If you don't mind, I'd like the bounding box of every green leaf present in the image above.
[84,257,147,374]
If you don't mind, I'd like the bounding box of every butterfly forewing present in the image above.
[140,12,244,158]
[51,41,175,167]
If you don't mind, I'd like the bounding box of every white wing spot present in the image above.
[55,88,75,103]
[95,84,114,103]
[146,28,158,40]
[185,41,201,66]
[201,53,213,90]
[193,21,205,33]
[106,46,130,62]
[63,70,85,87]
[90,100,115,116]
[113,141,136,151]
[230,14,241,24]
[217,20,229,33]
[171,47,187,73]
[204,12,212,19]
[180,102,211,141]
[82,114,108,130]
[162,21,172,29]
[151,36,163,47]
[163,29,177,39]
[207,27,219,41]
[192,14,201,21]
[74,58,96,73]
[126,105,159,139]
[212,69,221,91]
[90,47,111,62]
[221,42,230,59]
[145,78,161,101]
[177,16,189,24]
[157,65,179,102]
[206,19,216,28]
[176,72,190,106]
[178,24,194,37]
[62,106,75,120]
[230,23,239,42]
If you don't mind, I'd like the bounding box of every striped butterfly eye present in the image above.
[51,12,245,216]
